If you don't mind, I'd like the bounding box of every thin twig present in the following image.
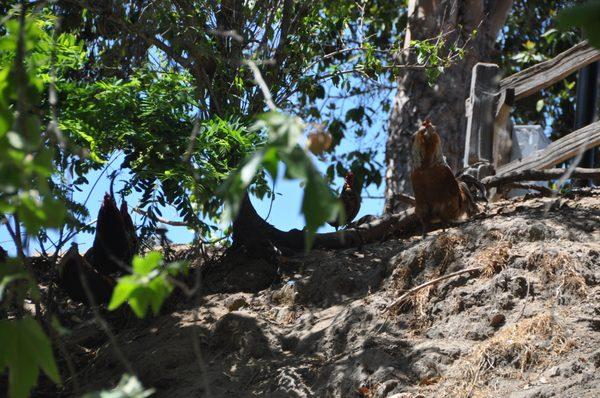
[51,325,81,395]
[505,183,555,196]
[576,317,600,323]
[244,59,277,111]
[389,192,417,206]
[373,266,483,335]
[264,178,276,222]
[133,208,189,227]
[516,277,530,322]
[190,252,212,398]
[79,268,135,376]
[5,217,25,260]
[81,154,121,208]
[183,119,201,163]
[386,266,483,311]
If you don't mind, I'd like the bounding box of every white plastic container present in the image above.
[508,125,552,197]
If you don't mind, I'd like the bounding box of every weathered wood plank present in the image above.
[493,88,515,168]
[500,41,600,100]
[496,120,600,175]
[463,63,499,169]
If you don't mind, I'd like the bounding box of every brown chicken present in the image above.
[411,119,478,235]
[328,171,361,230]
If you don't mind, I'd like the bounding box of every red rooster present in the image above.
[328,171,361,230]
[411,119,478,235]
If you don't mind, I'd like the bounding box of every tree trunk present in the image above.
[384,0,513,213]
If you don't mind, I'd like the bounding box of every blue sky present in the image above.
[0,108,388,257]
[1,32,397,256]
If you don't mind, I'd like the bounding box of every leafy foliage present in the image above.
[0,258,39,304]
[21,0,417,219]
[0,15,66,234]
[0,3,592,397]
[57,66,266,237]
[498,0,580,139]
[108,251,187,318]
[0,317,61,398]
[0,10,66,398]
[558,0,600,49]
[221,111,341,248]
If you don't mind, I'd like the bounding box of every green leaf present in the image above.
[0,260,32,301]
[536,99,544,112]
[558,2,600,49]
[281,146,309,180]
[109,252,184,318]
[82,374,155,398]
[262,147,279,181]
[6,131,24,149]
[0,317,61,398]
[108,276,139,311]
[127,288,154,318]
[345,107,365,123]
[132,251,162,276]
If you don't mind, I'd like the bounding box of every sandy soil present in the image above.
[33,190,600,397]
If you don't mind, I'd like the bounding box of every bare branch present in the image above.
[386,266,483,312]
[482,167,600,188]
[245,60,277,111]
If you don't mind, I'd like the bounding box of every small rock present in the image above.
[225,295,249,312]
[489,313,506,328]
[591,350,600,368]
[375,379,399,396]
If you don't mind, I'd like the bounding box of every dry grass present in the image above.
[528,250,588,298]
[391,233,465,293]
[444,313,574,396]
[476,240,512,277]
[433,233,465,275]
[272,283,298,306]
[412,284,435,318]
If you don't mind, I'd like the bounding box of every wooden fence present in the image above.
[463,41,600,181]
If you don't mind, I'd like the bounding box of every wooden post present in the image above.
[574,61,599,185]
[463,63,500,178]
[493,88,515,168]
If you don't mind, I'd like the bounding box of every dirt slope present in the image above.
[61,191,600,397]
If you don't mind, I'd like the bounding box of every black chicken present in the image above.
[58,244,115,306]
[120,200,138,254]
[84,193,136,276]
[328,171,361,230]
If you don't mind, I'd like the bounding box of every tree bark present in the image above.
[384,0,513,214]
[231,193,420,252]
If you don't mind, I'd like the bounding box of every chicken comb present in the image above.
[423,118,433,128]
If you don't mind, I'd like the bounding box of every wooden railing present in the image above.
[463,41,600,180]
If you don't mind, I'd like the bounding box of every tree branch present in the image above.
[482,167,600,188]
[387,266,483,311]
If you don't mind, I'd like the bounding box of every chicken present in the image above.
[328,171,361,230]
[120,199,138,255]
[410,119,478,236]
[58,244,115,306]
[84,193,136,276]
